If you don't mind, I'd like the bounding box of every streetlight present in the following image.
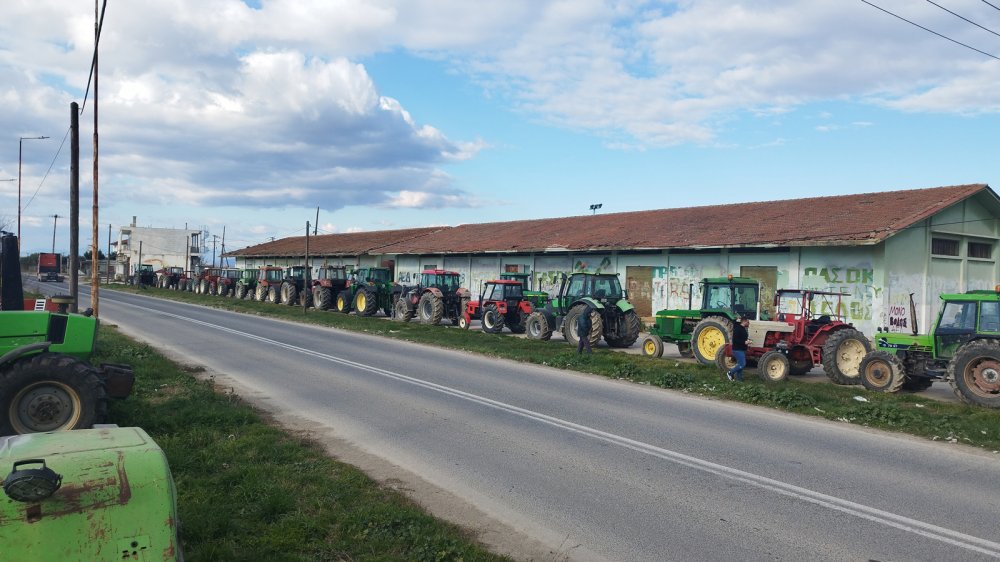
[18,135,49,250]
[590,203,603,215]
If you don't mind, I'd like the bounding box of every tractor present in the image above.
[234,268,258,300]
[157,266,185,289]
[393,269,471,325]
[255,266,285,303]
[642,276,761,362]
[128,263,157,287]
[192,267,224,295]
[499,272,549,309]
[858,289,1000,408]
[461,279,535,333]
[278,265,311,307]
[719,289,872,385]
[336,266,395,316]
[525,272,641,349]
[0,232,134,435]
[214,268,241,296]
[312,265,349,311]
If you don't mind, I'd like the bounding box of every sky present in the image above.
[1,0,1000,257]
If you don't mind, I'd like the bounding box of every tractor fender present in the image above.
[573,297,606,310]
[0,342,51,369]
[425,287,444,299]
[457,287,471,299]
[615,299,635,313]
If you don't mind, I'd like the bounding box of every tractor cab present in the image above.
[479,279,524,308]
[421,270,462,293]
[931,292,1000,360]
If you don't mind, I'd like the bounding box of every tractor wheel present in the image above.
[605,309,641,348]
[757,351,790,383]
[355,288,379,316]
[201,279,211,295]
[715,347,737,372]
[691,316,733,365]
[458,314,470,329]
[209,282,218,296]
[821,328,872,385]
[526,312,553,341]
[0,353,108,435]
[256,284,268,301]
[281,282,297,306]
[901,377,934,392]
[508,311,528,334]
[859,350,906,393]
[235,284,248,300]
[336,290,352,313]
[482,304,505,334]
[676,342,694,358]
[789,359,812,376]
[641,335,664,358]
[394,297,413,322]
[948,339,1000,408]
[314,287,332,310]
[418,292,444,325]
[562,304,603,348]
[298,288,313,307]
[268,285,280,304]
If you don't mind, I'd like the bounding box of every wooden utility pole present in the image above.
[69,102,80,312]
[106,223,112,283]
[90,0,100,316]
[304,221,310,314]
[220,225,226,267]
[314,207,319,235]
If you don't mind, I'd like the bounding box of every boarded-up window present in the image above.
[968,241,993,259]
[932,238,959,256]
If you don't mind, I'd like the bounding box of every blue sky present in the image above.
[2,0,1000,256]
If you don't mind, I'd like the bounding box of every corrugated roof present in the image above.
[228,184,993,257]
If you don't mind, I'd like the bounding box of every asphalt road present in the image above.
[27,280,1000,561]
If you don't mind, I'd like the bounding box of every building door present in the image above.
[740,266,778,320]
[626,266,653,318]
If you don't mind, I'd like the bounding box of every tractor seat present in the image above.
[815,315,831,324]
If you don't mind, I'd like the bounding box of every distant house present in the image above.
[227,184,1000,335]
[117,217,202,275]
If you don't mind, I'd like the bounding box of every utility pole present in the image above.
[304,221,310,314]
[106,223,112,284]
[51,214,59,253]
[90,0,101,317]
[314,207,319,235]
[211,235,218,267]
[220,225,226,268]
[69,102,80,312]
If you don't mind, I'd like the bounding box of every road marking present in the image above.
[111,298,1000,558]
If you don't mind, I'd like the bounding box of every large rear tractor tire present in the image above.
[526,312,553,341]
[314,287,332,310]
[394,297,414,322]
[692,316,733,365]
[235,284,248,299]
[481,304,505,334]
[336,290,352,313]
[562,304,602,348]
[255,284,268,301]
[200,279,211,295]
[821,328,872,385]
[642,335,664,358]
[859,351,906,393]
[948,339,1000,408]
[355,288,379,317]
[605,309,641,348]
[268,285,280,304]
[281,282,298,306]
[0,353,108,435]
[418,292,444,325]
[757,351,790,383]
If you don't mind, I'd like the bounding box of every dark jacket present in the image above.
[732,322,750,351]
[576,306,593,338]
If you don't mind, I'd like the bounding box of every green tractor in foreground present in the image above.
[525,272,641,348]
[642,276,761,363]
[859,290,1000,408]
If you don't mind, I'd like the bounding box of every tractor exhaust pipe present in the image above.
[909,293,918,336]
[1,233,24,310]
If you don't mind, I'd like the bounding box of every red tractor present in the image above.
[461,279,534,333]
[393,269,471,325]
[192,267,223,295]
[214,268,241,297]
[720,289,872,384]
[255,266,286,303]
[312,265,349,311]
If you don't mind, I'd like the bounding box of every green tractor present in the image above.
[234,268,258,300]
[499,272,549,309]
[336,266,395,316]
[642,276,761,363]
[525,272,641,348]
[859,290,1000,408]
[0,232,134,435]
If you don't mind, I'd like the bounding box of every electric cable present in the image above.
[861,0,1000,61]
[21,125,72,213]
[926,0,1000,38]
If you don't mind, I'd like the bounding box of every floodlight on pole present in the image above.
[589,203,603,215]
[18,135,50,251]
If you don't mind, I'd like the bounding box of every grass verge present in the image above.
[93,325,509,562]
[109,284,1000,452]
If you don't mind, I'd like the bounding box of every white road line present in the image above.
[113,298,1000,558]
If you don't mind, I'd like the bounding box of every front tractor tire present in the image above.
[255,284,268,301]
[281,282,298,306]
[235,284,248,299]
[562,304,603,348]
[481,304,505,334]
[642,335,664,358]
[858,351,906,393]
[394,297,414,322]
[314,287,332,310]
[821,328,872,385]
[948,339,1000,408]
[691,316,733,365]
[757,351,790,383]
[355,288,379,316]
[525,311,553,341]
[0,353,108,435]
[268,285,281,304]
[418,292,444,325]
[605,309,641,348]
[336,290,352,313]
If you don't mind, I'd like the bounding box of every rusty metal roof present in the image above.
[228,184,993,257]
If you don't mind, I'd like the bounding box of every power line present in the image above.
[79,0,108,113]
[983,1,1000,13]
[861,0,1000,61]
[926,0,1000,39]
[21,125,72,212]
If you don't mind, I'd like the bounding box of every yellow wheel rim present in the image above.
[697,326,725,360]
[357,293,367,310]
[643,339,656,355]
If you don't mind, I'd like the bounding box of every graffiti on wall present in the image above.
[574,256,612,273]
[650,263,719,312]
[801,266,882,321]
[887,293,912,332]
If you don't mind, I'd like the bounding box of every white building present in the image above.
[117,217,202,275]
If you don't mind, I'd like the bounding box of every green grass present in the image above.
[93,327,509,562]
[108,284,1000,453]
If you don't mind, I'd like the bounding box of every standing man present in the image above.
[727,316,752,381]
[577,304,594,354]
